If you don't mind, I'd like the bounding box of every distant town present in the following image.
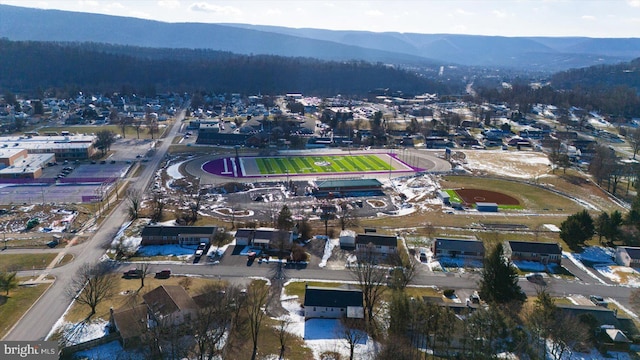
[0,85,639,360]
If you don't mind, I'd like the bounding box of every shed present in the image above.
[438,191,450,205]
[475,202,498,212]
[339,229,356,249]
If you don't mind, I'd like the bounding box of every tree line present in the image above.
[0,39,450,98]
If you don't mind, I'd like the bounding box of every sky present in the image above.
[1,0,639,38]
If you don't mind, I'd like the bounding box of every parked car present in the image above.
[155,269,171,279]
[526,273,545,284]
[123,268,142,279]
[590,295,608,307]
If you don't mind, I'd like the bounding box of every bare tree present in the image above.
[338,317,367,360]
[275,319,292,360]
[387,254,418,291]
[349,243,388,325]
[137,262,151,289]
[338,204,359,231]
[126,189,142,220]
[190,284,239,360]
[134,120,143,139]
[628,127,640,160]
[68,262,117,318]
[245,281,271,360]
[150,191,165,223]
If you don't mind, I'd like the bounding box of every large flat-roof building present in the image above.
[0,134,96,160]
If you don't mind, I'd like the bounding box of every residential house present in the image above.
[355,233,397,255]
[142,285,199,326]
[504,240,562,265]
[233,227,293,249]
[234,228,254,246]
[109,305,148,349]
[303,285,364,319]
[615,246,640,267]
[432,238,485,260]
[140,226,218,246]
[110,285,199,348]
[253,228,293,249]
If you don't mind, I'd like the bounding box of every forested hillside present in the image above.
[0,39,451,96]
[551,58,640,92]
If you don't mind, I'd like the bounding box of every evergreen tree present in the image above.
[478,243,526,305]
[559,210,594,248]
[276,204,294,231]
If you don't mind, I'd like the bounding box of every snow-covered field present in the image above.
[462,150,551,179]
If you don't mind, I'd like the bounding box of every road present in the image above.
[3,110,186,341]
[112,259,635,312]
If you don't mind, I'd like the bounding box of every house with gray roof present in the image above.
[355,233,397,255]
[303,285,363,319]
[140,225,217,246]
[432,238,485,260]
[504,240,562,265]
[615,246,640,267]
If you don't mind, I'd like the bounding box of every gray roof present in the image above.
[316,178,382,190]
[304,286,363,308]
[435,238,484,253]
[141,226,217,237]
[507,241,561,255]
[235,228,254,238]
[356,233,397,247]
[620,246,640,260]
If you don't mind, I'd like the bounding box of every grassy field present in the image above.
[0,254,58,272]
[39,121,171,140]
[0,282,50,339]
[440,175,584,213]
[62,276,221,323]
[254,154,393,175]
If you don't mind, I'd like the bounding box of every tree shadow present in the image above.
[0,295,7,306]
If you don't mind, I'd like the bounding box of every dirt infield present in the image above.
[454,188,520,206]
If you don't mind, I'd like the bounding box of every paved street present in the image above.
[3,111,185,341]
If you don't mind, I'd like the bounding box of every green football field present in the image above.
[253,154,394,175]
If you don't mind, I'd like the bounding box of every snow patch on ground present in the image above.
[166,160,186,180]
[137,244,198,258]
[574,246,615,264]
[543,224,560,232]
[319,238,339,268]
[60,319,110,346]
[462,150,551,179]
[74,341,145,360]
[594,265,640,287]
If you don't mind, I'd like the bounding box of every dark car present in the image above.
[590,295,608,307]
[123,268,142,279]
[155,269,171,279]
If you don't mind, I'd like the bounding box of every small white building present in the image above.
[339,229,356,248]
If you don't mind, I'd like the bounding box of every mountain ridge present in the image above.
[1,4,639,71]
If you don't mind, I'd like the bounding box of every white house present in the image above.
[615,246,640,267]
[303,286,363,319]
[355,233,397,255]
